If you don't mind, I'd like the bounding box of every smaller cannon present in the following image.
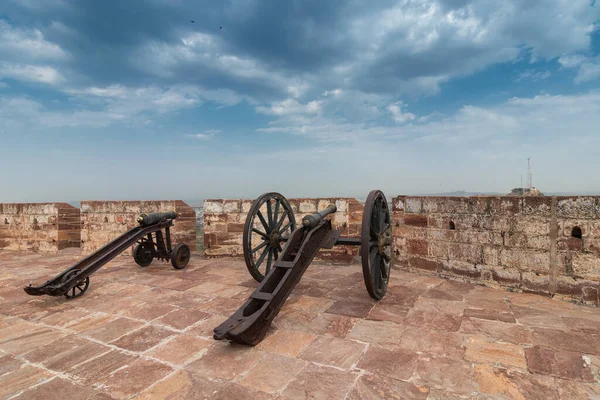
[213,190,393,345]
[24,211,190,299]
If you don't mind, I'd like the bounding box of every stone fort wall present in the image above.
[1,195,599,304]
[203,195,600,306]
[80,200,196,255]
[0,200,196,255]
[0,203,80,252]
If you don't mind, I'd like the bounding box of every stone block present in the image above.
[404,214,428,227]
[500,248,550,273]
[560,219,589,237]
[241,200,253,213]
[465,336,527,369]
[392,196,406,211]
[404,198,422,213]
[393,225,427,240]
[521,196,552,216]
[441,260,482,279]
[428,240,447,259]
[472,196,521,215]
[407,239,428,257]
[557,237,583,252]
[203,200,224,214]
[223,200,240,213]
[571,253,600,281]
[521,272,549,294]
[447,243,483,264]
[409,256,442,272]
[299,200,317,213]
[556,196,600,219]
[491,267,521,287]
[525,346,594,381]
[583,238,600,254]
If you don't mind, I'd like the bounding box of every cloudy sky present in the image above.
[1,0,599,202]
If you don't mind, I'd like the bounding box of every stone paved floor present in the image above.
[0,250,599,400]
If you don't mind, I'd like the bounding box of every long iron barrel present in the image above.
[302,204,337,229]
[137,211,177,226]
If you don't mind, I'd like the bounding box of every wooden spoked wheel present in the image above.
[360,190,393,300]
[243,192,296,282]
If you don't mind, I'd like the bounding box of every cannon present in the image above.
[213,190,393,345]
[24,211,191,299]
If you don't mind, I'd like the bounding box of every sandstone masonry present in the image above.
[0,203,80,252]
[203,197,364,263]
[80,200,196,255]
[393,195,600,306]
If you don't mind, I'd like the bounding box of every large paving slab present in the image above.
[0,249,599,399]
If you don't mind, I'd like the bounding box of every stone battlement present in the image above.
[1,194,599,305]
[203,195,600,306]
[0,200,196,256]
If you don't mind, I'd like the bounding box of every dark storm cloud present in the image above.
[1,0,377,96]
[1,0,598,100]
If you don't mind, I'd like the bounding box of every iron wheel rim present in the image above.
[134,242,153,267]
[361,190,392,300]
[62,269,90,299]
[176,245,190,266]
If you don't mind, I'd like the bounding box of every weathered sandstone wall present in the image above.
[0,203,80,252]
[203,197,364,263]
[80,200,196,255]
[393,196,600,305]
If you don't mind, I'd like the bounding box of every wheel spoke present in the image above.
[273,200,280,230]
[266,199,273,228]
[266,248,273,275]
[380,250,391,263]
[71,287,76,297]
[257,211,269,231]
[279,220,294,235]
[369,240,378,248]
[376,197,383,231]
[378,202,386,234]
[251,240,268,254]
[255,246,270,269]
[275,212,287,232]
[380,256,389,279]
[372,252,380,289]
[370,199,380,235]
[274,248,279,261]
[252,228,268,238]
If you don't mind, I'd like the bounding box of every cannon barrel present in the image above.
[137,211,177,226]
[302,204,337,230]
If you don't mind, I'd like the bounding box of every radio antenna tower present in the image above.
[527,158,532,190]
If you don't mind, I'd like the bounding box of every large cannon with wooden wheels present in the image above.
[213,189,393,345]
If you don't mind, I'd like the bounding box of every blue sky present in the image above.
[1,0,599,203]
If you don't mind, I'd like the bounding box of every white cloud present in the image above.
[574,59,600,83]
[558,54,587,68]
[256,98,322,116]
[0,63,64,85]
[557,53,600,84]
[0,21,68,61]
[387,102,416,123]
[187,131,217,140]
[65,84,205,116]
[258,91,600,147]
[515,70,551,82]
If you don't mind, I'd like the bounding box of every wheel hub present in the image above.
[377,230,392,254]
[269,231,280,248]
